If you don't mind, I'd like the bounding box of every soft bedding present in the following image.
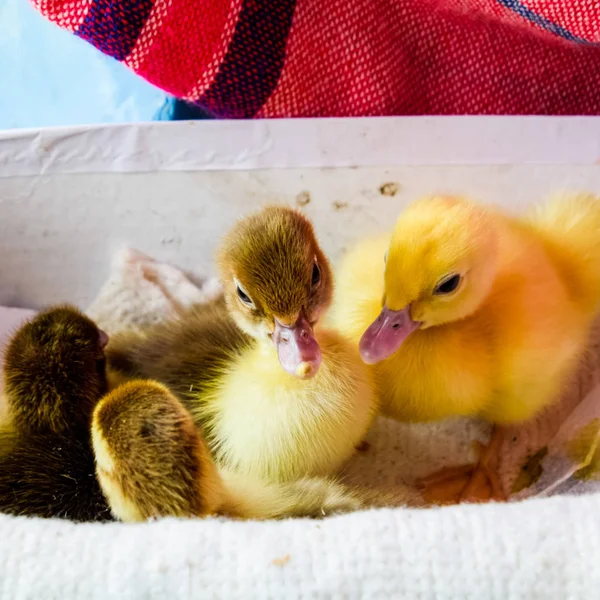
[1,248,599,599]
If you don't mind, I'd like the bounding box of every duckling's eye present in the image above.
[236,285,254,306]
[434,274,462,295]
[311,262,321,287]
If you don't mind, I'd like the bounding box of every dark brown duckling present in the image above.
[0,306,111,521]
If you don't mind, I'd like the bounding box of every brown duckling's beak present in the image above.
[99,330,109,350]
[272,312,322,379]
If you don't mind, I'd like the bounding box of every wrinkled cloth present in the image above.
[32,0,600,118]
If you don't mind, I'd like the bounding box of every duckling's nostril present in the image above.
[392,323,400,329]
[300,329,309,340]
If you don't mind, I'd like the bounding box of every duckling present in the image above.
[107,206,378,488]
[0,306,360,521]
[0,306,112,520]
[331,194,600,503]
[92,380,361,521]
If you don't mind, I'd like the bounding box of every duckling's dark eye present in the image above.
[434,274,461,295]
[236,285,253,306]
[311,262,321,287]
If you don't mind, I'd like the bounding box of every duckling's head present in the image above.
[360,196,499,364]
[217,206,332,379]
[4,305,109,434]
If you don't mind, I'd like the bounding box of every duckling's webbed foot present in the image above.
[416,427,507,505]
[91,380,224,522]
[3,306,108,436]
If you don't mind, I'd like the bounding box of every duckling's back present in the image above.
[526,193,600,317]
[107,298,252,416]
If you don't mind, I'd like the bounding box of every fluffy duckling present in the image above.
[107,206,378,488]
[0,306,112,521]
[0,306,360,522]
[331,194,600,503]
[93,380,361,521]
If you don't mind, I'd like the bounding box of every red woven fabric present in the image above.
[33,0,600,117]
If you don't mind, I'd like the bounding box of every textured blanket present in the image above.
[2,495,600,600]
[2,247,600,599]
[32,0,600,117]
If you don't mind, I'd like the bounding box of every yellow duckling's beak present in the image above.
[359,305,421,364]
[272,313,322,379]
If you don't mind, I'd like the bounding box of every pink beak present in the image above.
[272,313,322,379]
[98,330,109,350]
[359,305,420,364]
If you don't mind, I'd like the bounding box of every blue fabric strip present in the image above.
[496,0,592,44]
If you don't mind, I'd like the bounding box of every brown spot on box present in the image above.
[296,191,311,206]
[379,182,399,197]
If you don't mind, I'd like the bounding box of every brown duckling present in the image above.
[107,206,378,490]
[0,306,111,521]
[93,380,361,521]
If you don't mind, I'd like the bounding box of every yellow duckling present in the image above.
[331,194,600,502]
[106,206,378,504]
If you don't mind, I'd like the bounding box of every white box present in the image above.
[1,117,600,600]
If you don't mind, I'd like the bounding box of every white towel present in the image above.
[1,495,599,600]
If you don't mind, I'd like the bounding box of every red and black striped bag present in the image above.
[33,0,600,117]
